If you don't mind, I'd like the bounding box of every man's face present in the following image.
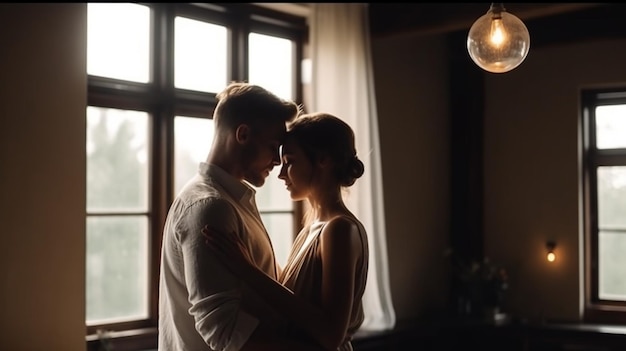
[241,121,286,187]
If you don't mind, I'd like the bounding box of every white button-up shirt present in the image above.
[159,163,282,351]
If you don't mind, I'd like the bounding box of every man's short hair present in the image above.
[213,82,300,131]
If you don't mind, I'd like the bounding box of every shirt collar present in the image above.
[199,162,256,204]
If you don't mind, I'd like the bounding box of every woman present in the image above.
[203,112,368,350]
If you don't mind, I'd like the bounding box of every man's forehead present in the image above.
[271,124,288,143]
[257,121,286,137]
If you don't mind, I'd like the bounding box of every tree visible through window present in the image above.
[86,107,150,324]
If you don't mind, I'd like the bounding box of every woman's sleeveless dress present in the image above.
[278,217,369,351]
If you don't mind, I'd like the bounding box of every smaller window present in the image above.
[582,89,626,324]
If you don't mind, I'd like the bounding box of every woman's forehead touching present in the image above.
[282,137,307,159]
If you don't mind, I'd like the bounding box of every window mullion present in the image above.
[152,4,176,330]
[594,152,626,165]
[230,14,249,82]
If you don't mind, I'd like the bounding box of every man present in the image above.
[158,82,319,351]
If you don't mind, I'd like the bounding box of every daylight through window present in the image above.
[85,3,306,346]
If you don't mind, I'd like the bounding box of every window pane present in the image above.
[249,32,294,100]
[175,17,228,93]
[87,3,150,83]
[86,216,149,324]
[254,166,293,211]
[86,107,149,212]
[598,230,626,301]
[248,31,295,218]
[597,166,626,228]
[596,105,626,149]
[261,213,294,268]
[174,116,214,195]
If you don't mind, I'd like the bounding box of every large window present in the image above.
[85,3,306,348]
[582,88,626,324]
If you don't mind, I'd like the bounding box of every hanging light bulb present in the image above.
[467,3,530,73]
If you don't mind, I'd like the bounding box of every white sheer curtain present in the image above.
[307,3,395,331]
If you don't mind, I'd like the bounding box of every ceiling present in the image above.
[368,3,626,47]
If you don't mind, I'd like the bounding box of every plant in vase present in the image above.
[445,249,509,320]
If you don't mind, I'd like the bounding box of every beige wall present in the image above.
[372,29,626,323]
[0,4,87,351]
[483,38,626,322]
[371,34,451,321]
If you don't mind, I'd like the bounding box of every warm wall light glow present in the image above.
[467,3,530,73]
[546,241,557,262]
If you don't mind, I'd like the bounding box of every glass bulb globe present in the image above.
[467,6,530,73]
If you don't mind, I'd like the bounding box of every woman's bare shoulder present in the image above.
[322,214,363,239]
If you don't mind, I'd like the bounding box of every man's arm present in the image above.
[183,198,319,351]
[202,217,363,350]
[181,198,260,351]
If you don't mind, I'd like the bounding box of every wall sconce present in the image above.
[467,3,530,73]
[546,241,557,262]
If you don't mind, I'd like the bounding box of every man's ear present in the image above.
[235,124,250,144]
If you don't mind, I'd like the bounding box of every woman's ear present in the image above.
[316,154,332,169]
[235,124,250,144]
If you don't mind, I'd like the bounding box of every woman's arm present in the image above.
[203,217,363,350]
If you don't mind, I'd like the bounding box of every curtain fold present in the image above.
[307,3,396,331]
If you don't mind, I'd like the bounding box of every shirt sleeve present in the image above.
[179,197,258,351]
[189,290,259,351]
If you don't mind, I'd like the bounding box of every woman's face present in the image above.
[278,137,314,201]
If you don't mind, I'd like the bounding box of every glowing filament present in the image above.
[489,18,506,47]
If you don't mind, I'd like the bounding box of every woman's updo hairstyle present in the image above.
[286,112,364,187]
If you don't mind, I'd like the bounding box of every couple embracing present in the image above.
[159,82,368,351]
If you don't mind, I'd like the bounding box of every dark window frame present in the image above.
[86,3,306,350]
[581,88,626,325]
